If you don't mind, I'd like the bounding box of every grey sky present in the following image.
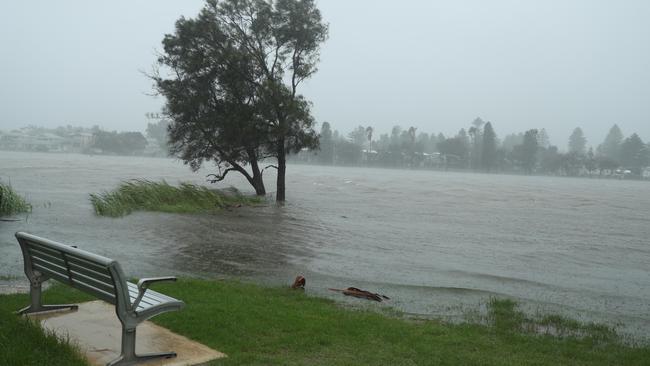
[1,0,649,149]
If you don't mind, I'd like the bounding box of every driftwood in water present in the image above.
[329,287,390,302]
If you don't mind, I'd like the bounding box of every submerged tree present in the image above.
[154,0,328,201]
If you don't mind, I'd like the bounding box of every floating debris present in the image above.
[291,275,306,289]
[329,287,390,302]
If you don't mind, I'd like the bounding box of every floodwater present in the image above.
[1,151,649,337]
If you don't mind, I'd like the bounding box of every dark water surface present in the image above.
[1,152,649,337]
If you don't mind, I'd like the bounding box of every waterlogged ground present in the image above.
[1,151,649,338]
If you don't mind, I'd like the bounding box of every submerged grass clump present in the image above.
[487,297,619,343]
[90,179,261,217]
[0,181,31,216]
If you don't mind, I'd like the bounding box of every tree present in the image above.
[597,157,619,175]
[537,128,550,149]
[154,0,328,201]
[598,124,623,161]
[92,130,147,155]
[348,126,367,147]
[365,126,374,151]
[568,127,587,154]
[585,147,597,175]
[437,130,469,168]
[481,122,497,172]
[539,145,562,174]
[334,139,361,165]
[502,132,524,152]
[514,129,538,174]
[318,122,333,164]
[145,118,170,151]
[468,117,484,170]
[619,133,649,174]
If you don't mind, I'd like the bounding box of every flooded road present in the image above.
[1,151,649,337]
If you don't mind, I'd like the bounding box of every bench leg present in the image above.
[17,282,78,315]
[107,326,177,366]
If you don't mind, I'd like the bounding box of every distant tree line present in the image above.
[299,119,650,178]
[91,129,147,156]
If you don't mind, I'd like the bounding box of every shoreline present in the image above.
[1,278,649,365]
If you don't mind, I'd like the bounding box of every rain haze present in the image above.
[1,0,650,146]
[2,1,650,363]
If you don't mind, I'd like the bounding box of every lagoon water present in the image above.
[1,151,649,337]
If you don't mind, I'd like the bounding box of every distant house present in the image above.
[67,132,94,152]
[0,131,67,152]
[0,131,30,150]
[24,133,66,152]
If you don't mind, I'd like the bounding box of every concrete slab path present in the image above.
[29,300,226,366]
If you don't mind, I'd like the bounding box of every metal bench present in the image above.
[16,232,185,366]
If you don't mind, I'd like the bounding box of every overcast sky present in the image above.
[1,0,649,149]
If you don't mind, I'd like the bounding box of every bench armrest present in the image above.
[137,276,177,291]
[132,277,177,309]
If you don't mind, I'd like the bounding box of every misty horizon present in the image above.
[1,0,649,148]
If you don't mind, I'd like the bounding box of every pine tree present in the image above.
[597,124,623,161]
[568,127,587,154]
[481,122,498,172]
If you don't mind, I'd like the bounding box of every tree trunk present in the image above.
[276,140,286,202]
[249,157,266,196]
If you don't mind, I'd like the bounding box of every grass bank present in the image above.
[0,181,31,216]
[0,289,91,366]
[90,180,261,217]
[1,279,649,365]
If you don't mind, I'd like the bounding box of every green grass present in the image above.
[0,181,31,216]
[1,279,648,365]
[0,290,93,366]
[89,179,261,217]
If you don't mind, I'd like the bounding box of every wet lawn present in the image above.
[1,279,649,365]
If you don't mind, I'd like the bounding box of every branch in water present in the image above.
[206,167,238,183]
[261,165,278,176]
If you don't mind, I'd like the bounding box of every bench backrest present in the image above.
[16,232,129,307]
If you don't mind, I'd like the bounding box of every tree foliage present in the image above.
[154,0,328,200]
[513,129,538,174]
[92,131,147,155]
[598,124,624,161]
[145,118,170,150]
[620,133,649,173]
[481,122,497,172]
[568,127,587,154]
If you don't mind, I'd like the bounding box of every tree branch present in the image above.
[206,167,238,183]
[261,164,278,177]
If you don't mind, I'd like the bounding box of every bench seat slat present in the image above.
[126,282,180,312]
[71,280,116,304]
[128,283,176,304]
[28,247,66,266]
[31,257,69,279]
[69,270,116,295]
[32,263,71,285]
[64,254,111,273]
[67,262,112,282]
[28,241,64,257]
